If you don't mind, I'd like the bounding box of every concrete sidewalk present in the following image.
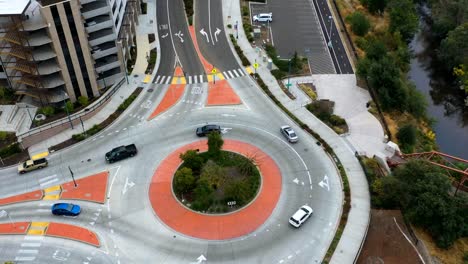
[222,0,370,263]
[27,6,158,156]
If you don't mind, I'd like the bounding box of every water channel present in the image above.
[408,10,468,159]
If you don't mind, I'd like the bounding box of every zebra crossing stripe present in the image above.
[159,76,165,84]
[166,77,172,84]
[238,68,246,76]
[155,76,161,83]
[188,76,192,84]
[227,70,234,78]
[199,75,203,83]
[223,72,229,79]
[233,70,240,77]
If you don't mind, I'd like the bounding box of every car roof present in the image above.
[52,203,70,209]
[257,13,272,16]
[292,205,312,220]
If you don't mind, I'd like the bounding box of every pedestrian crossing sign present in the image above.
[253,63,259,69]
[211,68,217,74]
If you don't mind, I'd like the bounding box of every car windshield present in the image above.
[290,217,299,224]
[66,204,74,211]
[301,207,310,214]
[290,132,297,137]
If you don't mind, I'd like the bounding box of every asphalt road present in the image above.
[0,1,343,262]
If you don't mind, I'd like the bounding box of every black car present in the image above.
[196,125,221,136]
[105,144,137,163]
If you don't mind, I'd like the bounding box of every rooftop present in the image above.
[0,0,31,16]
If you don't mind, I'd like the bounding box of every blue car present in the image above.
[51,203,81,216]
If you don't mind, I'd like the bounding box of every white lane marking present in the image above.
[107,166,121,199]
[318,175,330,191]
[233,70,240,77]
[39,178,58,187]
[199,28,210,43]
[228,70,234,78]
[39,175,57,182]
[165,77,172,84]
[18,249,38,254]
[14,256,35,261]
[155,76,161,83]
[208,0,214,45]
[199,75,203,83]
[188,76,192,84]
[24,236,44,241]
[36,209,50,213]
[166,0,181,67]
[159,76,166,84]
[214,27,221,42]
[238,68,245,76]
[21,243,41,247]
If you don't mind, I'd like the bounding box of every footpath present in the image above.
[222,0,370,263]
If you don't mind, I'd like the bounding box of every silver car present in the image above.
[280,125,298,143]
[253,13,272,23]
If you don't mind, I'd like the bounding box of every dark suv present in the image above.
[196,125,221,136]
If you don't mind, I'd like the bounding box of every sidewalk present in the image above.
[222,0,370,263]
[27,5,158,156]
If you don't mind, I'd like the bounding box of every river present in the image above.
[408,10,468,159]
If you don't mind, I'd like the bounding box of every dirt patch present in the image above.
[357,209,423,264]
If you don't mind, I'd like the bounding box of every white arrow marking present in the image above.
[318,175,330,191]
[174,31,184,43]
[214,28,221,42]
[161,33,168,38]
[199,28,209,43]
[292,178,299,184]
[221,114,236,117]
[197,255,207,263]
[122,177,135,195]
[220,128,232,134]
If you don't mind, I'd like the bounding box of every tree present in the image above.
[405,83,427,119]
[173,167,195,194]
[396,123,417,152]
[200,160,225,190]
[346,12,371,36]
[180,150,204,173]
[207,131,223,158]
[64,101,74,113]
[224,180,250,206]
[78,96,89,107]
[438,23,468,73]
[192,178,214,211]
[388,0,418,42]
[360,0,388,14]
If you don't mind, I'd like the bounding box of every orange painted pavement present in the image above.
[0,190,43,206]
[206,79,242,106]
[46,222,100,247]
[0,222,29,234]
[148,84,185,120]
[149,140,282,240]
[188,26,213,73]
[61,171,108,204]
[174,66,184,76]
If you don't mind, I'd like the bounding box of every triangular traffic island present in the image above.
[0,190,43,206]
[60,171,109,204]
[0,222,30,234]
[46,222,100,247]
[206,79,242,106]
[147,84,185,120]
[174,66,184,77]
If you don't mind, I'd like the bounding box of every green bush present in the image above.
[396,123,417,152]
[77,96,89,107]
[87,124,101,136]
[329,115,347,126]
[183,0,193,17]
[270,69,286,79]
[174,167,195,194]
[180,150,204,174]
[0,143,21,158]
[242,6,249,16]
[0,131,7,141]
[72,133,86,141]
[230,34,250,66]
[64,101,74,113]
[346,11,371,36]
[39,106,55,116]
[191,179,214,211]
[118,94,138,111]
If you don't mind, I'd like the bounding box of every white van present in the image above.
[253,13,272,23]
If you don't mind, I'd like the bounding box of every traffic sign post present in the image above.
[253,60,259,78]
[211,68,217,84]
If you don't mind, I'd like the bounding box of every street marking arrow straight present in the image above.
[199,28,209,43]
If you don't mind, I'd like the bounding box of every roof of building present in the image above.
[0,0,31,16]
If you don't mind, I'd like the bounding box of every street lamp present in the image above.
[328,15,333,48]
[68,166,77,188]
[235,20,239,39]
[63,92,74,130]
[287,56,292,90]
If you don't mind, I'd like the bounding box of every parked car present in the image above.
[289,205,313,228]
[280,125,299,143]
[18,158,48,174]
[105,144,137,163]
[253,13,273,22]
[196,124,221,137]
[51,203,81,216]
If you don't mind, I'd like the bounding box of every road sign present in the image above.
[253,63,259,69]
[211,68,217,74]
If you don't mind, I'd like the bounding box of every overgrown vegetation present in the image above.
[368,160,467,249]
[140,2,147,14]
[346,11,371,36]
[229,34,250,66]
[174,133,260,213]
[306,100,349,134]
[0,86,16,104]
[183,0,194,24]
[264,44,304,75]
[146,48,157,74]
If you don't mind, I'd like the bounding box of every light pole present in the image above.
[328,15,333,48]
[63,92,74,129]
[235,20,239,39]
[287,57,292,90]
[68,166,77,188]
[118,40,129,84]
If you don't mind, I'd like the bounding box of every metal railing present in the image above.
[18,77,125,140]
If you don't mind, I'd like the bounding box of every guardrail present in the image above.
[18,77,125,148]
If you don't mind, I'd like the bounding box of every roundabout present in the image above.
[149,139,282,240]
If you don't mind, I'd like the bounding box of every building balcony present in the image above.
[92,46,118,60]
[81,1,110,20]
[28,33,52,47]
[37,60,61,75]
[88,28,115,46]
[80,0,97,4]
[95,55,120,73]
[86,17,113,33]
[41,73,65,88]
[32,46,56,61]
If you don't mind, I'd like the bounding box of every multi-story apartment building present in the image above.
[0,0,140,105]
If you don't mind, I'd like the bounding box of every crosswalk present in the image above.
[15,235,43,261]
[153,68,246,84]
[38,174,59,189]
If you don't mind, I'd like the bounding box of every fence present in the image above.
[331,0,392,141]
[17,77,125,148]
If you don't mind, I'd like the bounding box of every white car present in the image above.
[253,13,272,23]
[289,205,313,228]
[280,125,298,143]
